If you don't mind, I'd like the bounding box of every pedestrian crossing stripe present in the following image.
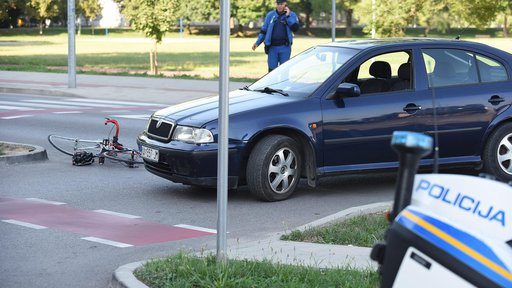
[0,97,167,120]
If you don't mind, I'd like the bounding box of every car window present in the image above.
[422,49,479,88]
[476,54,508,83]
[250,46,359,95]
[342,50,412,94]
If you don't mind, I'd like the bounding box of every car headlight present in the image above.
[172,126,214,144]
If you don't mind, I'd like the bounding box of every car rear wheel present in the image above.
[247,135,302,201]
[483,123,512,181]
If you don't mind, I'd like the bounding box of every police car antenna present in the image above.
[427,61,440,173]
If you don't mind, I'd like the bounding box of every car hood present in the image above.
[152,89,300,127]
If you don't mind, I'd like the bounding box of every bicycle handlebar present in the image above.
[104,118,120,139]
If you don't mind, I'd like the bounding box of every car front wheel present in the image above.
[247,135,302,201]
[483,123,512,181]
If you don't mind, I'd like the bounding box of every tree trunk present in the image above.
[345,9,353,38]
[153,41,158,75]
[77,15,81,36]
[305,12,311,34]
[504,14,509,38]
[149,51,154,74]
[237,23,244,36]
[39,20,43,35]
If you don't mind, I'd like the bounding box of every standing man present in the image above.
[252,0,299,72]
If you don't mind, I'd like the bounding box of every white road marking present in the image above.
[174,224,217,234]
[25,99,125,108]
[52,111,82,114]
[0,100,78,109]
[2,219,47,229]
[68,98,166,106]
[108,114,150,120]
[1,115,33,119]
[81,237,133,248]
[25,198,67,205]
[101,110,131,113]
[93,209,141,219]
[0,105,43,110]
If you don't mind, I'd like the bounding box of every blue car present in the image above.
[137,38,512,201]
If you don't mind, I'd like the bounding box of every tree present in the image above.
[356,0,421,37]
[497,0,512,37]
[294,0,313,34]
[231,0,269,35]
[117,0,181,75]
[30,0,60,34]
[448,0,500,29]
[417,0,451,36]
[77,0,102,34]
[180,0,219,34]
[339,0,359,37]
[0,0,25,28]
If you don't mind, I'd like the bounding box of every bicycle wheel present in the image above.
[48,135,103,156]
[101,149,143,167]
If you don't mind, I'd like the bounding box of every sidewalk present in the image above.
[112,202,390,288]
[1,71,387,288]
[0,71,249,105]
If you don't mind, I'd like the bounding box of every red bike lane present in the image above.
[0,197,215,247]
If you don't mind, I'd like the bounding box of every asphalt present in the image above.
[0,71,388,288]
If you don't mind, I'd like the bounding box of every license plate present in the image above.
[141,145,159,162]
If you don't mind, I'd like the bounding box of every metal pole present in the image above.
[67,0,76,88]
[331,0,336,42]
[217,0,230,264]
[179,17,183,41]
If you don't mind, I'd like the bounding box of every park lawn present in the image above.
[0,29,330,80]
[2,28,510,81]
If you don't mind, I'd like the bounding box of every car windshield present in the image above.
[249,46,359,96]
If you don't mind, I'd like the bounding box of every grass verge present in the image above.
[134,253,379,288]
[281,212,388,248]
[134,213,387,287]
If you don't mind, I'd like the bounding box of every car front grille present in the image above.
[146,117,175,142]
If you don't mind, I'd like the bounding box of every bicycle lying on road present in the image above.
[48,118,143,168]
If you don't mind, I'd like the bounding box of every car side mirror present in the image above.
[327,83,361,99]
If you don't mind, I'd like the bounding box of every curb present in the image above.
[110,261,149,288]
[110,201,391,288]
[0,141,48,165]
[0,87,81,98]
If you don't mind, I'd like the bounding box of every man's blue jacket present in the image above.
[255,9,299,47]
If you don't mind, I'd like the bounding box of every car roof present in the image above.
[322,38,510,56]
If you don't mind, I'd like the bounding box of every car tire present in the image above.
[247,135,302,201]
[483,123,512,181]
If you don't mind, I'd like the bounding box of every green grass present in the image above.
[281,213,388,248]
[135,253,379,288]
[134,213,386,287]
[1,27,510,81]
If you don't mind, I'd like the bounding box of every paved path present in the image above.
[0,71,249,104]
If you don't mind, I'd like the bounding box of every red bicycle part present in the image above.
[104,118,124,149]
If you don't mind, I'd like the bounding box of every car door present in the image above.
[421,48,512,160]
[320,49,433,173]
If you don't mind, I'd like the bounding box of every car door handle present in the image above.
[488,95,505,105]
[403,103,422,113]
